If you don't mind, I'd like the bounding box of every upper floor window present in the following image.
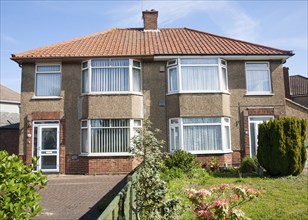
[245,62,272,94]
[169,117,231,154]
[167,58,228,93]
[82,59,141,94]
[35,64,61,96]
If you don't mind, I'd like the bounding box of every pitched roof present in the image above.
[11,28,293,60]
[0,84,20,102]
[289,75,308,95]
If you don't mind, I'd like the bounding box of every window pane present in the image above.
[169,68,178,91]
[167,60,177,66]
[181,66,219,91]
[36,73,61,96]
[133,60,141,68]
[81,129,88,153]
[246,70,270,92]
[81,121,87,127]
[37,65,60,72]
[134,120,141,126]
[91,120,109,127]
[222,68,228,90]
[183,125,222,151]
[82,62,88,69]
[82,69,89,93]
[111,119,129,127]
[91,68,129,92]
[183,117,220,124]
[91,127,130,153]
[180,58,218,65]
[110,59,129,66]
[224,126,230,149]
[91,60,109,67]
[246,63,268,69]
[133,68,141,92]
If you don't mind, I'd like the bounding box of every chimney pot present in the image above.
[142,9,158,31]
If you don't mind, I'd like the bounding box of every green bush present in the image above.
[0,151,47,220]
[164,150,201,174]
[257,117,307,176]
[239,156,259,173]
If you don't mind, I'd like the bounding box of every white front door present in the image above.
[33,121,60,172]
[248,116,274,157]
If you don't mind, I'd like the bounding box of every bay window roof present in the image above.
[11,28,293,63]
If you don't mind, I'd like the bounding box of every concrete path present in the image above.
[35,174,127,220]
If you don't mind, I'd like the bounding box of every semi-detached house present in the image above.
[12,10,299,174]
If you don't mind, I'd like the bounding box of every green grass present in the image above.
[165,169,308,220]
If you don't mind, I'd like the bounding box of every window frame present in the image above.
[80,119,142,156]
[35,63,62,98]
[245,62,272,95]
[167,58,228,94]
[81,59,142,95]
[169,117,232,154]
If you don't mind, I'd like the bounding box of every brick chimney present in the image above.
[142,9,158,31]
[283,67,291,99]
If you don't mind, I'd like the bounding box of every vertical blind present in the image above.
[36,65,61,96]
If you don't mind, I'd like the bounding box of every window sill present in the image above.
[167,91,230,96]
[31,96,63,100]
[187,150,233,155]
[80,92,143,97]
[79,152,132,157]
[245,93,274,96]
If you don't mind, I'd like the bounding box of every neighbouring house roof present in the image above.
[0,112,20,127]
[289,75,308,95]
[0,84,20,102]
[11,28,293,61]
[0,122,19,129]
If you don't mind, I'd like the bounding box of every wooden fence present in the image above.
[97,171,138,220]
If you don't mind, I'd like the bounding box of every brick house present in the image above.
[12,10,304,174]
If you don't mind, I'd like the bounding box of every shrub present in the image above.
[0,151,47,220]
[131,120,181,219]
[239,156,259,173]
[257,117,307,176]
[164,150,201,173]
[187,184,262,220]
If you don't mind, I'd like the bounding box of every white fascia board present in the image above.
[154,55,291,61]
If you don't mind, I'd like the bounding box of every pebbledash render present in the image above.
[12,10,296,174]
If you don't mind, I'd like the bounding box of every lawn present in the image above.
[165,170,308,220]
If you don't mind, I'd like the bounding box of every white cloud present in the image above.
[0,33,18,44]
[110,1,260,42]
[262,37,308,51]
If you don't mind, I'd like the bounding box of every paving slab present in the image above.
[35,174,127,220]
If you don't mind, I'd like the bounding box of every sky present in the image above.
[1,0,307,92]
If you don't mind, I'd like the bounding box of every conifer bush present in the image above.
[257,117,307,176]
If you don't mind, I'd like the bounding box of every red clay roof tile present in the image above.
[12,28,293,60]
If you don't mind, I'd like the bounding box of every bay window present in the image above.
[81,119,141,155]
[245,62,272,94]
[167,58,228,93]
[82,59,141,94]
[35,64,61,96]
[169,117,231,154]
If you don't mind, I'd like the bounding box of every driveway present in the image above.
[35,174,127,220]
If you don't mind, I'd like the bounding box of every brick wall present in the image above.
[65,155,135,174]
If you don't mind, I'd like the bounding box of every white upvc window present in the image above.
[35,64,61,97]
[81,59,141,94]
[245,62,272,95]
[80,119,142,156]
[167,58,228,93]
[169,117,232,154]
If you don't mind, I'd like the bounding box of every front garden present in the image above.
[130,118,307,220]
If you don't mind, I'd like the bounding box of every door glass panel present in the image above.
[41,156,57,170]
[41,128,57,150]
[250,123,256,156]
